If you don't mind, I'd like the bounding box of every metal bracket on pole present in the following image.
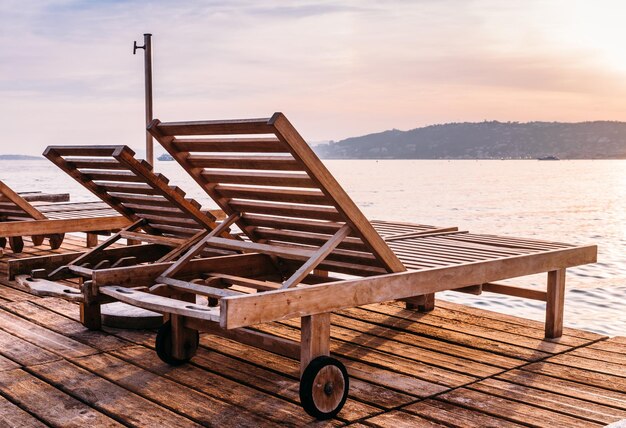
[133,33,154,166]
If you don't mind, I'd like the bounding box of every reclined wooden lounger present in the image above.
[13,145,234,329]
[0,179,128,255]
[12,115,597,420]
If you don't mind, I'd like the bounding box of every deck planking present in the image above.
[0,235,623,427]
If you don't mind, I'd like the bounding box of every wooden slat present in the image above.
[202,171,315,187]
[119,231,185,247]
[80,170,144,182]
[204,236,315,261]
[156,118,274,136]
[66,158,128,170]
[0,216,131,238]
[173,137,289,153]
[100,286,220,321]
[187,155,302,170]
[252,227,368,252]
[215,185,330,205]
[241,214,347,235]
[156,277,243,298]
[229,200,343,221]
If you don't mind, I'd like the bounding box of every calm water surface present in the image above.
[1,159,624,336]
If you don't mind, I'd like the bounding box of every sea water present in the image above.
[1,159,624,336]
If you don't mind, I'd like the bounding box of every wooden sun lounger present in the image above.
[11,114,597,420]
[13,145,235,329]
[0,179,128,255]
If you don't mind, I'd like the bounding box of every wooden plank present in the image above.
[270,113,406,273]
[0,393,48,428]
[3,300,129,352]
[203,170,315,187]
[220,245,597,329]
[72,352,275,427]
[91,253,275,287]
[156,277,243,298]
[119,231,185,247]
[361,410,447,427]
[154,117,274,136]
[0,216,130,238]
[470,377,626,424]
[205,236,315,260]
[216,185,330,205]
[480,282,547,301]
[198,335,387,420]
[0,309,98,359]
[523,360,626,393]
[0,328,60,366]
[435,300,603,341]
[438,388,601,427]
[172,137,289,152]
[330,310,523,368]
[29,359,201,428]
[81,170,144,182]
[242,214,347,235]
[100,286,220,322]
[403,399,526,428]
[497,368,626,410]
[0,368,121,427]
[383,227,459,241]
[187,155,301,170]
[229,200,343,221]
[20,192,70,203]
[110,345,330,426]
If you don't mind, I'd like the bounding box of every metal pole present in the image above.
[134,33,154,165]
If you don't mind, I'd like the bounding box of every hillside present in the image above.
[313,121,626,159]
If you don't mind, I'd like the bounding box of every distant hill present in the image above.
[0,154,42,160]
[313,121,626,159]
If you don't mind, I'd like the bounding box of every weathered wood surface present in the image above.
[0,236,620,426]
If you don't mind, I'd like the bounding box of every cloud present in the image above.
[1,0,626,155]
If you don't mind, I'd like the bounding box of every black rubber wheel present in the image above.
[299,356,349,420]
[155,320,199,366]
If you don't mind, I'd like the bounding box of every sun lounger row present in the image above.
[11,113,597,420]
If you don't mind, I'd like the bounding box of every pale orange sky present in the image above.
[2,0,626,155]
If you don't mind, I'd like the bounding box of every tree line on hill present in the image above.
[313,121,626,159]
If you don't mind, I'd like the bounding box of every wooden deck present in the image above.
[0,235,624,427]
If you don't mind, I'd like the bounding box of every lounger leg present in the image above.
[80,280,101,330]
[8,236,24,253]
[404,293,435,312]
[31,235,45,246]
[300,313,330,377]
[86,233,99,248]
[171,315,199,361]
[49,234,64,250]
[545,269,566,338]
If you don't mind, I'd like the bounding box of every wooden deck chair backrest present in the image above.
[43,146,226,240]
[0,180,47,222]
[148,113,406,277]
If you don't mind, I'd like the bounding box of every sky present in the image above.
[2,0,626,155]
